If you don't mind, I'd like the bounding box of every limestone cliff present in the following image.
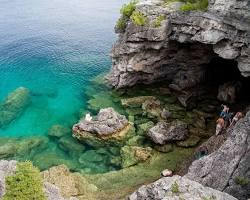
[107,0,250,89]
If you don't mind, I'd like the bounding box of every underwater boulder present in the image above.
[154,144,173,153]
[78,150,105,164]
[176,135,200,148]
[120,146,152,168]
[17,136,49,156]
[121,96,156,108]
[0,87,30,128]
[73,108,135,147]
[58,136,86,154]
[48,124,71,138]
[0,143,17,159]
[136,121,154,135]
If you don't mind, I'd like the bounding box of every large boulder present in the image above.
[0,87,30,128]
[128,175,237,200]
[73,108,135,147]
[185,111,250,200]
[148,120,188,144]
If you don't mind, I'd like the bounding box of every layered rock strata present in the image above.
[107,0,250,89]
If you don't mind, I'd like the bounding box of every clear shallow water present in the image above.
[0,0,126,136]
[0,0,127,173]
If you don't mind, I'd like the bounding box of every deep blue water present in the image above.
[0,0,126,136]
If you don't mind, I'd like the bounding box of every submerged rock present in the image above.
[154,144,173,153]
[0,87,30,128]
[48,125,71,138]
[129,175,237,200]
[137,121,154,136]
[177,135,200,148]
[73,108,135,147]
[148,120,188,145]
[121,96,156,108]
[78,150,105,164]
[120,146,152,168]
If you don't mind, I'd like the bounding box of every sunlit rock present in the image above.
[73,108,135,147]
[148,120,188,145]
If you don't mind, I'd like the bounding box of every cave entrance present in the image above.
[206,56,250,103]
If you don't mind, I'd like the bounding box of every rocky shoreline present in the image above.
[0,0,249,199]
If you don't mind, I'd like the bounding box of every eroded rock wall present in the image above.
[108,0,250,88]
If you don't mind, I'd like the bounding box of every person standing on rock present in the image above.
[220,104,229,118]
[216,117,225,135]
[229,112,244,127]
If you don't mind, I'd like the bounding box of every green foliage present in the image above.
[3,161,46,200]
[130,11,147,26]
[179,0,208,11]
[171,181,180,193]
[116,0,137,32]
[116,17,127,32]
[120,0,137,18]
[235,176,250,186]
[153,15,166,27]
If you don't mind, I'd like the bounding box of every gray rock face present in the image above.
[73,107,128,136]
[148,120,188,144]
[128,175,237,200]
[217,81,242,103]
[185,111,250,200]
[108,0,250,88]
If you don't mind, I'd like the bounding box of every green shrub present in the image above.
[116,0,137,32]
[180,0,208,11]
[116,17,127,32]
[120,0,137,18]
[153,15,166,27]
[235,176,249,186]
[130,11,147,26]
[3,161,46,200]
[171,181,180,193]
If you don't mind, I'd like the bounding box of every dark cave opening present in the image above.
[207,57,250,102]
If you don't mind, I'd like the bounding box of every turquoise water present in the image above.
[0,0,127,172]
[0,0,126,136]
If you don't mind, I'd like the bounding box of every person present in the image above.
[220,104,229,118]
[216,117,225,135]
[224,112,234,128]
[229,112,244,127]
